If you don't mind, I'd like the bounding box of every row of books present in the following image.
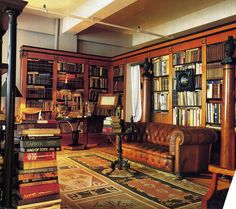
[27,72,52,86]
[103,116,121,133]
[89,77,108,89]
[173,107,202,126]
[153,92,168,111]
[207,80,222,99]
[57,78,84,89]
[26,100,53,112]
[207,42,225,62]
[26,87,52,99]
[88,89,107,102]
[173,48,201,65]
[27,59,53,73]
[173,62,202,75]
[153,76,169,91]
[152,55,170,76]
[113,65,124,77]
[206,103,222,124]
[15,128,61,208]
[207,62,223,80]
[113,80,124,92]
[174,90,202,106]
[89,65,108,77]
[194,75,202,89]
[57,62,84,74]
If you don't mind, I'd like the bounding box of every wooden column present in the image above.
[141,75,152,122]
[141,58,152,122]
[220,36,235,170]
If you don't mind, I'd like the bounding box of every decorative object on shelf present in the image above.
[176,69,195,92]
[221,35,235,64]
[141,58,152,77]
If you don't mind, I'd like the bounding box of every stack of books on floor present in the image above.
[14,128,62,209]
[102,116,121,133]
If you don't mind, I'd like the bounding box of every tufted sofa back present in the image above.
[144,122,178,146]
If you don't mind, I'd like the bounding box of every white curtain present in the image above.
[130,64,142,122]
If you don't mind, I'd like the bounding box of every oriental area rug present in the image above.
[57,150,207,209]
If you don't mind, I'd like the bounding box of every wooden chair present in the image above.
[201,165,234,209]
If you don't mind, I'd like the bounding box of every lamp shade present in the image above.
[1,80,22,97]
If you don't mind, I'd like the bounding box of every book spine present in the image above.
[19,179,58,188]
[18,166,57,174]
[20,135,61,141]
[19,152,56,162]
[15,193,60,206]
[18,174,58,183]
[20,140,61,148]
[20,147,61,153]
[19,160,58,170]
[18,183,59,195]
[18,190,59,200]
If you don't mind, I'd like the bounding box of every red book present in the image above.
[18,152,56,162]
[18,190,59,200]
[18,183,59,195]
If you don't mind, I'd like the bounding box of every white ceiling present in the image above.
[23,0,236,55]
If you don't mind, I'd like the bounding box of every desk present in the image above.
[57,116,89,150]
[103,131,135,176]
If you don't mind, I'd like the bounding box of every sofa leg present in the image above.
[175,173,184,180]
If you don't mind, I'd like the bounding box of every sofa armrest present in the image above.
[169,127,217,176]
[170,127,217,148]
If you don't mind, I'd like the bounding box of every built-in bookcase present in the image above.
[56,62,85,115]
[152,55,169,112]
[172,47,202,126]
[206,42,224,127]
[206,42,236,128]
[25,58,53,120]
[112,64,124,118]
[88,65,108,103]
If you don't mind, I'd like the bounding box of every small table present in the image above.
[103,131,134,176]
[57,116,89,150]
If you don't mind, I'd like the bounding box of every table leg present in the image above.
[117,135,122,169]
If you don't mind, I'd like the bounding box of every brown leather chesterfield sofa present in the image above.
[122,122,217,177]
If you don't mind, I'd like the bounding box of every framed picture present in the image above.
[97,93,118,109]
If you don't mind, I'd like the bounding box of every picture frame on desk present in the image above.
[97,93,118,109]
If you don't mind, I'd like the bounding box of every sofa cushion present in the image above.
[122,142,174,160]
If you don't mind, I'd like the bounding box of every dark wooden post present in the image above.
[141,58,152,122]
[220,36,235,170]
[3,9,17,207]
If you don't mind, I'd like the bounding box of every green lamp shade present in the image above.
[1,80,22,97]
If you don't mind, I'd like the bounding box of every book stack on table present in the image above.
[102,116,121,133]
[14,128,62,209]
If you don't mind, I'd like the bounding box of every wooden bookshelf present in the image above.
[23,58,54,120]
[56,60,85,116]
[152,55,170,113]
[112,64,124,119]
[172,47,203,126]
[20,46,111,120]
